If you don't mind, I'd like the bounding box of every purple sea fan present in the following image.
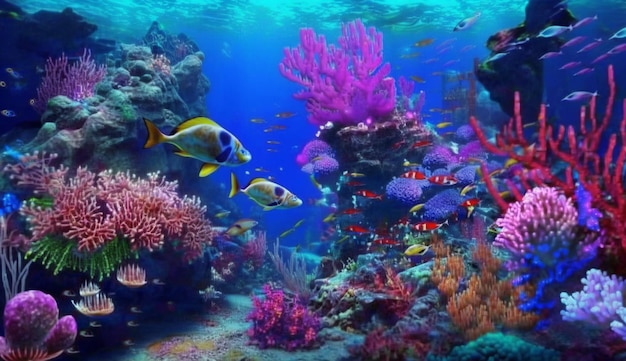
[385,178,423,205]
[423,145,458,170]
[423,189,463,221]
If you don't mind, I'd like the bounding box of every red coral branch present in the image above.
[469,65,626,251]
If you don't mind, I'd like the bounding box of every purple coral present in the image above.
[246,284,320,350]
[454,165,478,185]
[455,125,476,143]
[312,155,339,175]
[279,19,395,126]
[0,290,77,361]
[423,189,463,221]
[422,146,458,170]
[385,178,423,205]
[458,140,486,160]
[297,139,334,165]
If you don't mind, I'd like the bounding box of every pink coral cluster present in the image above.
[246,284,320,350]
[6,153,214,262]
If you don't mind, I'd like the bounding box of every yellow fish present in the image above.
[215,210,231,218]
[229,173,302,211]
[323,214,335,223]
[294,219,305,228]
[279,228,296,238]
[226,218,259,236]
[460,184,476,196]
[436,122,453,129]
[404,244,431,256]
[143,117,251,177]
[409,203,425,213]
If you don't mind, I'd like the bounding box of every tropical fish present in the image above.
[413,38,435,47]
[413,220,449,232]
[428,175,458,185]
[537,25,572,38]
[561,36,587,48]
[436,122,453,129]
[404,244,430,256]
[215,210,231,218]
[354,190,383,200]
[574,15,597,29]
[562,91,597,101]
[608,43,626,55]
[461,198,480,208]
[460,184,476,196]
[143,117,251,177]
[229,173,302,210]
[323,214,335,223]
[559,61,581,70]
[410,75,426,83]
[610,26,626,40]
[275,112,295,118]
[409,203,425,213]
[453,12,481,31]
[279,228,296,238]
[410,140,432,149]
[80,330,95,338]
[401,170,426,180]
[539,51,562,60]
[577,39,602,53]
[226,218,258,236]
[1,110,16,117]
[89,321,101,328]
[486,52,509,63]
[344,225,369,233]
[127,321,140,327]
[573,68,594,76]
[250,118,265,123]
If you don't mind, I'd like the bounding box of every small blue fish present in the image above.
[486,52,509,63]
[1,110,15,117]
[537,25,572,38]
[610,26,626,40]
[562,91,597,101]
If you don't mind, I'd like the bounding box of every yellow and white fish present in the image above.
[229,173,302,211]
[226,218,258,236]
[143,117,251,177]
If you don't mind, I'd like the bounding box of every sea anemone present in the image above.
[117,264,147,288]
[71,294,114,317]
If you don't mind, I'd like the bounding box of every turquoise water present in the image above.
[1,0,626,360]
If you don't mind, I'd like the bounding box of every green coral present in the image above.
[26,236,138,281]
[429,332,559,361]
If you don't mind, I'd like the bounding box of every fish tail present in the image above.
[229,172,240,198]
[143,118,166,148]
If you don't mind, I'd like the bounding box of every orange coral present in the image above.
[430,237,539,340]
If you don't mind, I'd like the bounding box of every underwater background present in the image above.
[0,0,626,360]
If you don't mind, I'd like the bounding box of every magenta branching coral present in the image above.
[246,284,320,350]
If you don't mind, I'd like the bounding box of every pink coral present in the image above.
[8,153,213,261]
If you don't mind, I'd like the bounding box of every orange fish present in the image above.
[413,220,449,232]
[413,38,435,47]
[344,225,369,233]
[392,140,406,149]
[401,170,427,180]
[354,190,383,199]
[428,175,458,185]
[346,180,365,187]
[371,238,400,245]
[341,208,361,215]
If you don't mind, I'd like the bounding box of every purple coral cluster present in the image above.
[455,124,476,142]
[0,290,77,361]
[385,178,424,206]
[423,189,463,221]
[297,140,339,176]
[246,284,320,350]
[422,146,458,170]
[279,19,395,126]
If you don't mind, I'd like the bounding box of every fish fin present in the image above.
[174,117,220,133]
[174,150,193,158]
[229,172,240,198]
[215,147,232,163]
[143,118,166,148]
[263,206,276,211]
[199,163,220,177]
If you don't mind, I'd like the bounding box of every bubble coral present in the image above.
[312,155,339,175]
[0,290,77,361]
[455,124,477,143]
[297,140,334,165]
[385,178,423,205]
[422,145,458,170]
